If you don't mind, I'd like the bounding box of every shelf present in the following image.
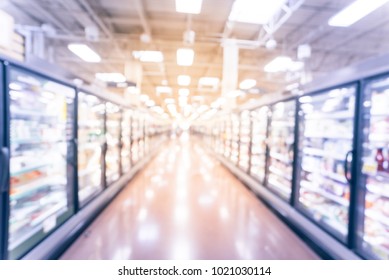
[304,133,353,140]
[78,142,102,151]
[11,176,66,200]
[366,184,389,199]
[300,180,349,207]
[368,134,389,143]
[268,177,291,197]
[269,165,292,181]
[11,107,57,118]
[321,171,348,184]
[302,147,345,161]
[365,209,389,227]
[11,162,49,176]
[365,171,389,181]
[12,138,63,145]
[78,167,98,178]
[304,110,353,120]
[269,152,291,164]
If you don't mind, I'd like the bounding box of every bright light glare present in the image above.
[199,77,219,86]
[133,50,164,62]
[229,0,287,25]
[95,72,126,83]
[175,0,203,14]
[239,79,256,90]
[68,44,101,63]
[328,0,389,27]
[177,75,191,86]
[177,48,194,66]
[156,86,172,94]
[264,56,291,73]
[179,88,190,96]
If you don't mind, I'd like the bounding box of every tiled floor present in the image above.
[60,133,319,260]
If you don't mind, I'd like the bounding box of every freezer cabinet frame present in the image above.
[3,61,78,259]
[293,81,361,248]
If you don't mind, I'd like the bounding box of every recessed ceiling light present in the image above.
[199,77,219,87]
[140,94,149,102]
[328,0,389,27]
[229,0,287,25]
[145,100,156,107]
[177,48,194,66]
[175,0,203,14]
[156,86,172,95]
[95,72,126,83]
[132,50,164,62]
[264,56,292,73]
[179,88,190,96]
[177,75,191,86]
[239,79,257,90]
[165,98,175,104]
[68,44,101,63]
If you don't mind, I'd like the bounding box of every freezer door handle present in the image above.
[344,150,353,184]
[0,147,10,193]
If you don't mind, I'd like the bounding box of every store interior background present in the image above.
[1,0,389,260]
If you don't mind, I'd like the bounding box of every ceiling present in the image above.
[3,0,389,118]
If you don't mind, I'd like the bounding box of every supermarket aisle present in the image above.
[60,133,318,259]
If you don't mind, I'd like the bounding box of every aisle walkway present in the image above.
[60,134,318,259]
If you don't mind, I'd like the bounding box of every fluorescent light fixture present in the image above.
[179,88,190,96]
[132,50,164,62]
[145,100,156,107]
[199,77,219,87]
[328,0,389,27]
[264,56,292,73]
[239,79,256,90]
[177,48,194,66]
[175,0,203,14]
[68,44,101,63]
[156,86,172,95]
[177,75,191,86]
[229,0,287,25]
[95,72,126,83]
[165,98,175,104]
[140,94,150,102]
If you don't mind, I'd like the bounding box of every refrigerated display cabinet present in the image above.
[266,99,296,201]
[239,111,251,172]
[105,102,121,186]
[6,66,76,259]
[131,112,140,164]
[230,114,240,165]
[77,92,105,207]
[250,106,269,185]
[223,118,232,159]
[358,76,389,259]
[296,85,357,243]
[121,109,132,174]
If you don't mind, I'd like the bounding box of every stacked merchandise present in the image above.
[297,86,356,241]
[8,68,75,259]
[360,77,389,259]
[138,115,145,161]
[239,111,251,172]
[105,102,121,185]
[131,112,140,164]
[223,118,232,159]
[267,100,295,200]
[250,106,269,184]
[121,109,132,174]
[77,92,105,206]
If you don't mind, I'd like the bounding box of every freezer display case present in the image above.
[131,112,140,164]
[77,92,105,206]
[250,106,269,184]
[297,86,356,242]
[138,115,145,161]
[239,111,251,172]
[121,109,132,174]
[105,102,121,186]
[223,118,232,159]
[358,76,389,259]
[266,100,295,201]
[230,114,240,165]
[7,67,75,259]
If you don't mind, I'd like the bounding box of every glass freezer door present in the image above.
[121,109,132,174]
[358,76,389,259]
[7,67,75,259]
[131,112,139,164]
[266,100,296,201]
[239,111,251,172]
[297,86,356,242]
[250,106,269,184]
[77,92,105,207]
[105,102,121,186]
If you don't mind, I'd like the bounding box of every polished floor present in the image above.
[60,133,319,260]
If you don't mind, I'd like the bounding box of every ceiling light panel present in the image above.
[229,0,287,25]
[179,88,190,96]
[175,0,203,14]
[199,77,220,87]
[132,50,164,62]
[264,56,292,73]
[177,75,191,86]
[68,44,101,63]
[156,86,172,95]
[177,48,195,66]
[239,79,257,90]
[95,72,126,83]
[328,0,389,27]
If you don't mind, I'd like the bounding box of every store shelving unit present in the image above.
[238,111,251,172]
